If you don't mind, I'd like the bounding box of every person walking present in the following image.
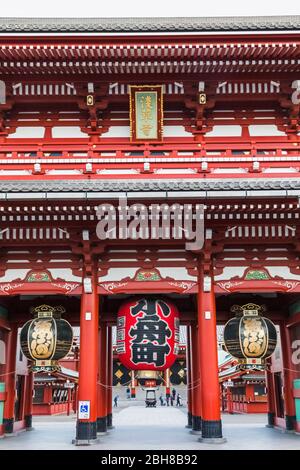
[114,395,119,407]
[176,393,182,407]
[170,395,174,406]
[126,387,130,399]
[159,394,164,406]
[172,388,176,400]
[166,395,170,406]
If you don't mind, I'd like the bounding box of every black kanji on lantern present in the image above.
[131,343,171,367]
[130,299,171,317]
[129,299,172,367]
[130,318,171,344]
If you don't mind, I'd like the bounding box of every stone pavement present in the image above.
[0,406,300,450]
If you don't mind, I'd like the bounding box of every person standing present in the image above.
[172,388,176,400]
[114,395,119,407]
[176,393,182,407]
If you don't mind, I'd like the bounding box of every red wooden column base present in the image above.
[198,274,226,443]
[74,278,99,445]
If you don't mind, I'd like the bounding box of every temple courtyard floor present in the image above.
[0,406,300,450]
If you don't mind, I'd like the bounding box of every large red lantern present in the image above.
[117,298,180,370]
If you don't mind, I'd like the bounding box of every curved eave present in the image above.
[1,177,300,200]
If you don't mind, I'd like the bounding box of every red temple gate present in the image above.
[0,15,299,444]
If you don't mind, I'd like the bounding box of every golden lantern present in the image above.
[20,304,73,373]
[223,303,277,370]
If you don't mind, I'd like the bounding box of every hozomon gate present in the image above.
[0,16,300,444]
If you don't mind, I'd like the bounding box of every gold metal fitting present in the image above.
[86,95,94,106]
[199,93,206,105]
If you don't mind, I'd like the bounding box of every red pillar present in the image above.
[24,371,34,429]
[67,388,71,416]
[191,323,202,433]
[198,271,224,441]
[106,326,113,429]
[72,384,78,414]
[226,387,233,414]
[186,325,193,428]
[75,277,99,444]
[165,368,171,398]
[97,323,108,434]
[280,322,296,431]
[130,370,136,398]
[3,323,18,434]
[246,384,255,402]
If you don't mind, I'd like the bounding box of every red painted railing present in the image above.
[0,139,299,180]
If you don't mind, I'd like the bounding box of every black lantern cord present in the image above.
[0,370,19,377]
[97,378,132,389]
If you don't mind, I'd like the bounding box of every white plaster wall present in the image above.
[0,269,30,281]
[7,127,45,138]
[214,267,247,281]
[249,125,286,136]
[51,126,87,138]
[0,340,5,365]
[99,268,138,282]
[104,126,130,138]
[163,126,192,137]
[206,125,242,137]
[99,267,196,282]
[214,266,300,281]
[48,268,82,282]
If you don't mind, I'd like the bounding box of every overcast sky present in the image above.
[0,0,299,18]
